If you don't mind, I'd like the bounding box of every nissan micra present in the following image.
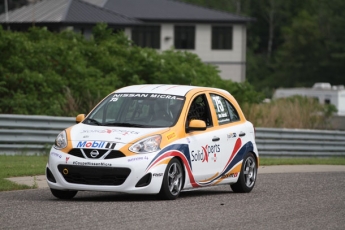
[46,84,259,200]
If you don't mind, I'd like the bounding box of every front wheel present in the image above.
[50,188,78,199]
[230,152,257,193]
[159,158,183,200]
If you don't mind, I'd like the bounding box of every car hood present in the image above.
[69,123,168,144]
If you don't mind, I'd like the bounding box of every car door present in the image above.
[185,93,221,183]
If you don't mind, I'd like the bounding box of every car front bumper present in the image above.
[46,147,168,194]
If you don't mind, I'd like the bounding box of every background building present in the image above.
[274,83,345,116]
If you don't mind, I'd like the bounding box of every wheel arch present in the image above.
[171,156,186,189]
[250,151,259,168]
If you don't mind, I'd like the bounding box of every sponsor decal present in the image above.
[66,157,70,163]
[166,132,176,140]
[76,141,116,149]
[72,161,112,167]
[221,172,238,179]
[77,141,106,148]
[227,133,237,140]
[153,173,163,177]
[147,139,251,188]
[218,112,228,118]
[190,144,220,163]
[83,135,89,138]
[112,93,149,98]
[128,156,149,162]
[110,93,185,101]
[105,142,116,149]
[186,138,190,143]
[150,94,178,99]
[81,129,139,135]
[51,152,62,158]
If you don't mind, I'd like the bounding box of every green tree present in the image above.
[273,0,345,87]
[180,0,345,93]
[0,24,263,116]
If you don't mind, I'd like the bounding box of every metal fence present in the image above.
[1,114,345,156]
[0,114,74,155]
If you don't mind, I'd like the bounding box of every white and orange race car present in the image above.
[46,84,259,200]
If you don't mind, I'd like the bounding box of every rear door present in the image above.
[209,93,247,176]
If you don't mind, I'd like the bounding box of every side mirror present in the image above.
[186,119,207,132]
[76,114,85,124]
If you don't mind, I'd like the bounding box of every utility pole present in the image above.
[4,0,9,29]
[4,0,9,21]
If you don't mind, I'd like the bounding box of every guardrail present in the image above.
[255,128,345,157]
[0,114,74,155]
[1,114,345,156]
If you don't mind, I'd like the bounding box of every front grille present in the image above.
[68,149,84,158]
[83,149,108,158]
[58,164,131,186]
[104,150,126,159]
[68,149,126,159]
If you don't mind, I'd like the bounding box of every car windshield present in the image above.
[84,93,185,128]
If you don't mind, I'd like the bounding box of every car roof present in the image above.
[115,84,230,97]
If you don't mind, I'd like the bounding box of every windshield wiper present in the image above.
[85,118,102,126]
[103,122,145,127]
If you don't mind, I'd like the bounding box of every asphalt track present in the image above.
[1,166,345,230]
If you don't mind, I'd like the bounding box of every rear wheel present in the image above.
[50,188,78,199]
[159,158,183,200]
[230,152,257,193]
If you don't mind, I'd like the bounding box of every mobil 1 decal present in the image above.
[76,141,116,149]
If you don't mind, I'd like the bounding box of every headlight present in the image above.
[129,135,162,154]
[54,131,67,149]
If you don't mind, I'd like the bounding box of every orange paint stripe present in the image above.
[199,172,219,182]
[156,158,171,167]
[213,162,242,185]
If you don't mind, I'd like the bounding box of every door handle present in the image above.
[239,132,246,137]
[212,137,220,142]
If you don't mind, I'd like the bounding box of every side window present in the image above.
[211,94,239,125]
[187,94,212,127]
[226,100,240,122]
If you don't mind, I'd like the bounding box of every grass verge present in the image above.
[0,155,344,192]
[0,155,48,191]
[260,157,345,166]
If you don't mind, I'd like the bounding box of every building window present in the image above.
[132,26,160,49]
[174,26,195,50]
[212,26,233,50]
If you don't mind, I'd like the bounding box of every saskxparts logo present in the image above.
[190,144,220,163]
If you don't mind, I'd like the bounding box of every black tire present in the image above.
[50,188,78,199]
[159,158,183,200]
[230,152,257,193]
